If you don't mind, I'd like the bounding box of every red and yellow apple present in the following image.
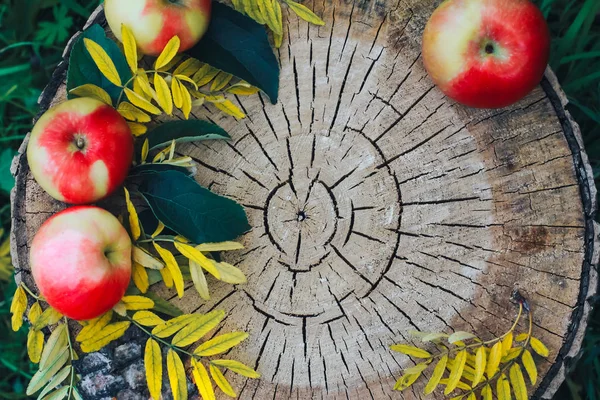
[105,0,212,56]
[422,0,550,109]
[30,206,132,321]
[27,97,133,205]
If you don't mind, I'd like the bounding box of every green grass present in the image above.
[0,0,598,398]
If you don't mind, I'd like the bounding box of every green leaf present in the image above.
[67,24,132,104]
[26,347,69,395]
[143,120,230,152]
[138,170,251,244]
[185,2,279,103]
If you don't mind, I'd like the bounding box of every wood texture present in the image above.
[11,1,599,399]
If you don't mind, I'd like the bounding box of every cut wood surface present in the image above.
[10,1,599,399]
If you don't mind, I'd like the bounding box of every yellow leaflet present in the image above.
[153,242,184,297]
[128,122,148,137]
[121,24,138,73]
[158,54,184,72]
[121,295,155,310]
[515,333,529,342]
[227,83,261,96]
[172,310,226,347]
[447,358,475,381]
[502,331,513,356]
[497,374,511,400]
[142,139,150,163]
[167,349,188,400]
[424,354,447,394]
[173,58,202,77]
[124,188,141,241]
[133,310,164,327]
[190,260,210,300]
[132,262,149,293]
[160,266,174,288]
[26,347,69,396]
[192,360,216,400]
[404,362,429,375]
[155,36,181,70]
[112,303,127,318]
[41,385,69,400]
[145,338,162,400]
[439,378,471,391]
[172,78,183,109]
[133,246,164,270]
[448,331,476,344]
[264,0,283,35]
[151,314,196,338]
[151,222,165,238]
[481,384,493,400]
[194,331,249,357]
[181,84,193,119]
[33,307,63,331]
[530,337,549,357]
[389,344,431,359]
[174,242,220,279]
[444,349,467,395]
[472,346,486,386]
[394,372,421,391]
[135,73,155,100]
[37,365,71,399]
[27,328,44,363]
[196,242,244,252]
[10,286,27,331]
[501,348,521,363]
[69,84,112,106]
[214,100,246,119]
[118,102,151,123]
[80,321,131,353]
[210,364,236,397]
[486,341,502,379]
[509,364,527,400]
[193,65,220,87]
[154,73,173,115]
[175,74,199,90]
[274,31,283,48]
[284,0,325,25]
[125,88,161,115]
[231,0,243,13]
[213,261,247,284]
[242,0,264,23]
[210,72,233,92]
[83,38,122,86]
[28,302,42,323]
[76,310,113,342]
[211,359,260,378]
[39,324,68,371]
[522,350,537,385]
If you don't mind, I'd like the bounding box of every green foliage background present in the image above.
[0,0,597,398]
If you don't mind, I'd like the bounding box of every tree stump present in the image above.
[10,1,599,399]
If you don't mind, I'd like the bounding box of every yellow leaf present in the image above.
[123,187,141,240]
[424,354,447,394]
[158,54,184,72]
[530,337,549,357]
[481,384,493,400]
[33,307,63,331]
[174,58,202,76]
[37,365,72,399]
[439,378,471,391]
[151,222,165,238]
[135,72,155,99]
[497,374,512,400]
[210,364,236,397]
[121,24,138,73]
[26,347,69,396]
[502,332,514,356]
[113,301,127,316]
[154,73,173,115]
[210,72,233,92]
[132,262,150,293]
[283,0,325,25]
[509,364,527,400]
[28,302,42,323]
[190,260,210,300]
[122,295,155,310]
[196,242,244,252]
[211,359,260,378]
[76,311,113,342]
[448,331,476,344]
[133,246,164,270]
[226,82,261,96]
[155,36,181,70]
[172,78,184,109]
[193,65,220,87]
[214,99,246,119]
[172,310,226,347]
[472,346,486,386]
[264,0,283,35]
[522,350,537,385]
[128,122,148,137]
[194,332,249,357]
[152,314,196,338]
[213,261,247,284]
[118,102,151,123]
[145,338,163,400]
[274,31,283,48]
[515,333,529,342]
[80,321,131,353]
[154,242,185,297]
[486,341,502,379]
[174,242,220,279]
[501,348,522,363]
[192,359,215,400]
[444,350,467,395]
[39,324,68,371]
[394,372,421,391]
[69,84,112,105]
[125,88,161,115]
[389,344,432,359]
[27,328,44,363]
[160,266,174,288]
[175,74,199,90]
[181,84,193,119]
[83,38,122,86]
[242,0,264,23]
[167,349,188,400]
[10,286,27,331]
[133,310,165,327]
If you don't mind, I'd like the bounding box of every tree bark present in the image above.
[11,1,599,399]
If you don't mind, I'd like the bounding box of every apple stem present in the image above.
[485,44,495,54]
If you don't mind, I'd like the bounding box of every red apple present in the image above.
[27,97,133,205]
[422,0,550,109]
[105,0,212,56]
[30,206,132,321]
